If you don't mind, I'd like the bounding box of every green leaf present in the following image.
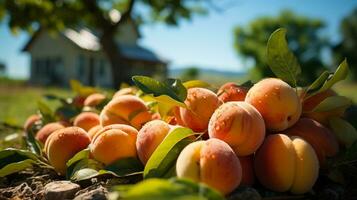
[37,101,56,124]
[329,117,357,148]
[111,178,225,200]
[132,76,187,103]
[70,79,97,97]
[105,157,144,177]
[144,127,196,179]
[311,96,351,113]
[183,80,211,89]
[25,127,43,156]
[0,159,37,177]
[266,28,301,87]
[304,71,330,98]
[0,148,40,177]
[306,59,349,98]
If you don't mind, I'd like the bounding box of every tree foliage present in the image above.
[333,8,357,80]
[234,10,328,85]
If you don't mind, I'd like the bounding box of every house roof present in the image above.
[23,28,167,64]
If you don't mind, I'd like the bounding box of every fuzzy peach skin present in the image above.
[254,134,319,194]
[90,124,138,165]
[24,114,41,132]
[176,138,242,195]
[136,120,172,164]
[208,102,265,156]
[84,93,106,107]
[87,125,102,140]
[179,88,221,132]
[44,127,91,175]
[217,82,248,102]
[100,95,151,130]
[73,112,100,132]
[239,155,255,186]
[113,87,137,99]
[245,78,302,131]
[36,122,65,144]
[283,118,339,165]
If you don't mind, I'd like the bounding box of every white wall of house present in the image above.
[28,32,112,87]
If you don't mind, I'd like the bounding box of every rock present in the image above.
[74,186,108,200]
[44,181,81,200]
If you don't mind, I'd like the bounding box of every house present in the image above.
[22,20,168,87]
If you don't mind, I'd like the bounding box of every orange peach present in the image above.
[36,122,65,144]
[239,156,255,186]
[113,87,137,99]
[44,127,91,175]
[90,124,138,165]
[73,112,100,132]
[176,138,242,195]
[179,88,221,132]
[208,102,265,156]
[217,82,248,102]
[24,114,41,132]
[84,93,106,107]
[136,120,172,164]
[100,95,151,130]
[87,125,102,140]
[245,78,302,131]
[254,134,319,194]
[283,118,339,165]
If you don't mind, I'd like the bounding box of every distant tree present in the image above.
[0,0,229,87]
[333,8,357,80]
[0,62,5,76]
[234,10,329,84]
[181,67,200,81]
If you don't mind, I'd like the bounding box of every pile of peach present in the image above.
[24,77,347,196]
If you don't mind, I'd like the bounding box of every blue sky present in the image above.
[1,0,357,78]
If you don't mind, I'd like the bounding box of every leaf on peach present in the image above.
[329,117,357,148]
[310,96,351,113]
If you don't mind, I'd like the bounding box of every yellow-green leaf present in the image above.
[329,117,357,148]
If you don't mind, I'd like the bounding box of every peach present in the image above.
[113,87,137,99]
[73,112,100,132]
[136,120,172,164]
[302,90,344,125]
[283,118,339,165]
[84,93,106,107]
[245,78,302,131]
[179,88,221,132]
[87,125,102,140]
[176,138,242,195]
[239,156,255,186]
[36,122,65,144]
[24,114,41,132]
[254,134,319,194]
[217,82,248,102]
[44,127,91,175]
[100,95,151,130]
[208,102,265,156]
[90,124,138,165]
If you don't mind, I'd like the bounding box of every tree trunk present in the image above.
[100,31,131,88]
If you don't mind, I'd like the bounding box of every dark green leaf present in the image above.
[111,178,225,200]
[144,127,195,179]
[304,71,330,98]
[132,76,187,103]
[311,96,351,113]
[328,117,357,148]
[267,28,301,87]
[37,101,56,124]
[25,127,43,156]
[105,157,144,177]
[0,148,40,177]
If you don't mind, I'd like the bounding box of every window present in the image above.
[77,55,86,77]
[98,59,106,77]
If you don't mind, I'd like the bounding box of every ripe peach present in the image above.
[73,112,100,132]
[302,90,344,125]
[254,134,319,194]
[239,156,255,186]
[100,95,151,130]
[217,82,248,102]
[136,120,172,164]
[113,87,137,99]
[176,138,242,195]
[90,124,138,165]
[179,88,221,132]
[24,114,41,132]
[87,125,102,140]
[245,78,302,131]
[283,118,339,165]
[84,93,106,107]
[208,102,265,156]
[36,122,65,144]
[44,127,91,175]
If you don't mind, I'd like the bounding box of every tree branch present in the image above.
[112,0,136,28]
